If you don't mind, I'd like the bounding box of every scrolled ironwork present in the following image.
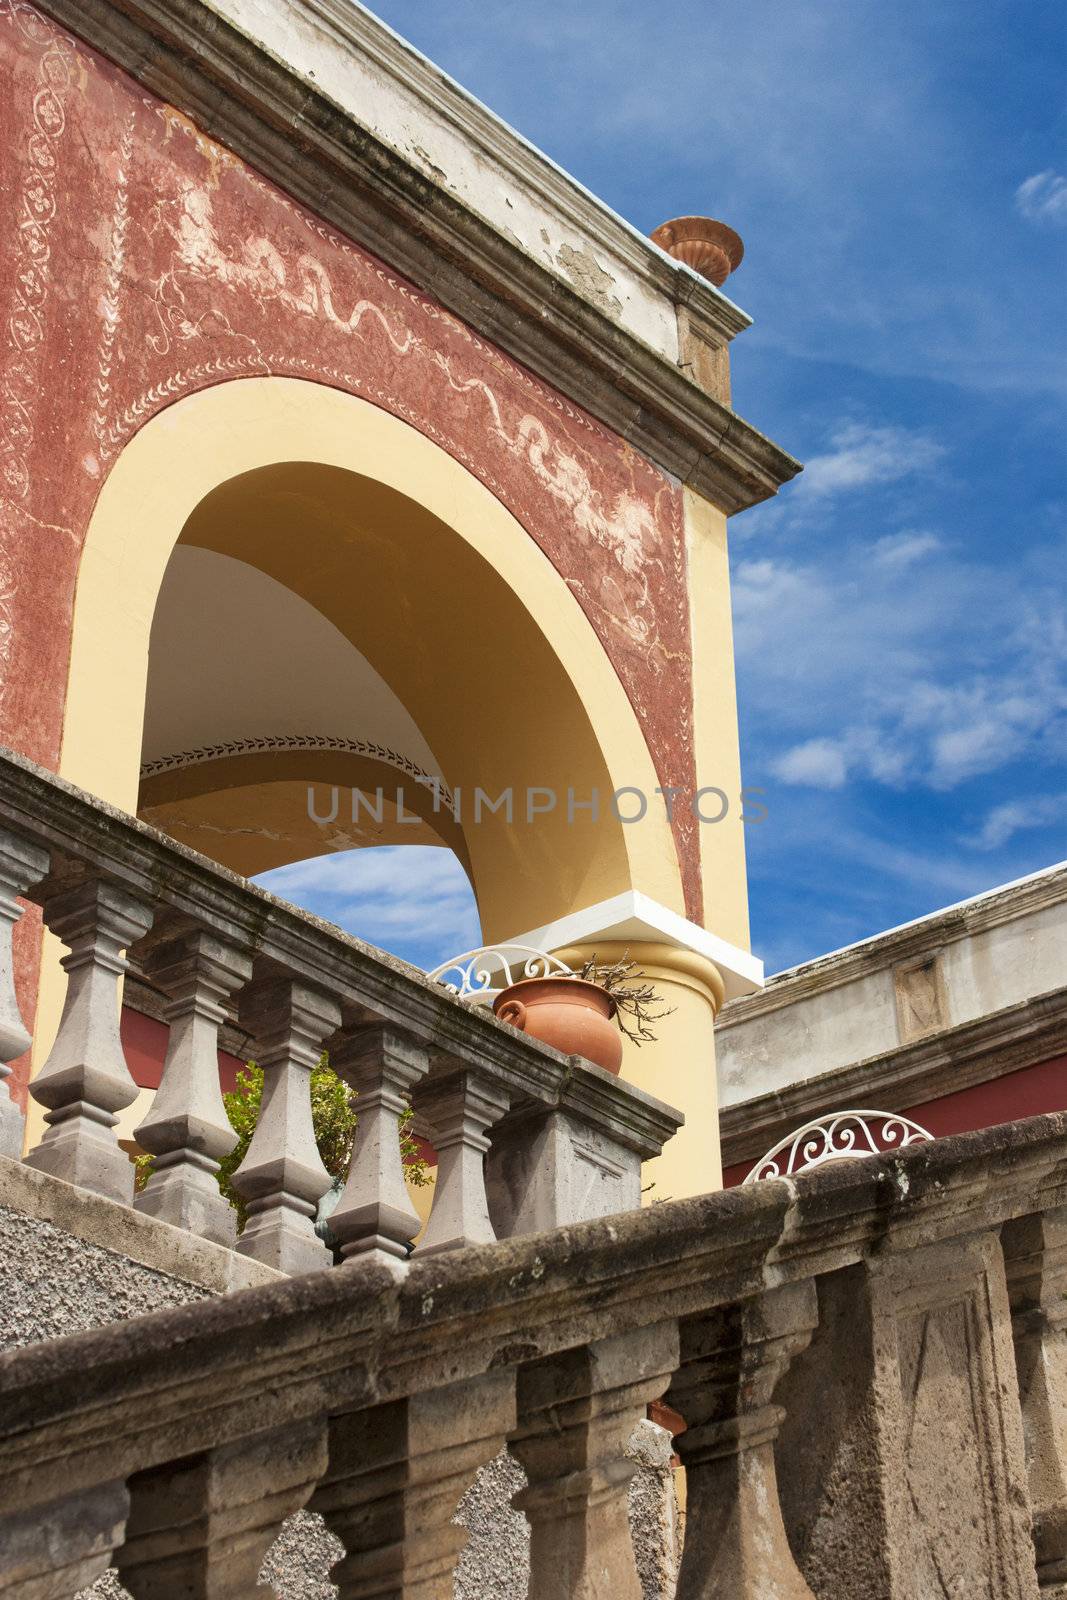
[426,944,573,1005]
[743,1108,934,1184]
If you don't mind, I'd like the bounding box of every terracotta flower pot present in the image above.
[493,977,623,1075]
[650,215,744,287]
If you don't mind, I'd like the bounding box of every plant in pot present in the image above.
[492,953,672,1075]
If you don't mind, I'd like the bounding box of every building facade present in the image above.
[1,0,797,1201]
[2,6,1066,1599]
[717,863,1067,1184]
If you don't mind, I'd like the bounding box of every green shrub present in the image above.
[137,1056,430,1233]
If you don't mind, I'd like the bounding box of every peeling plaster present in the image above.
[555,242,624,319]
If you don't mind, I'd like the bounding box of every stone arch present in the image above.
[61,377,684,939]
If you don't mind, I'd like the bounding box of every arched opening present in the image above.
[59,378,683,940]
[135,458,636,942]
[34,374,688,1189]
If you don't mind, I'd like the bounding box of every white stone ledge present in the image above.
[207,0,749,361]
[511,890,764,1003]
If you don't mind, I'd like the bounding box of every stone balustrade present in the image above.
[1,1110,1065,1597]
[0,748,681,1273]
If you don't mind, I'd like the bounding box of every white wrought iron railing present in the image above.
[743,1108,934,1184]
[426,943,574,1005]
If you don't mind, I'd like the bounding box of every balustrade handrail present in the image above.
[0,747,682,1269]
[5,1110,1063,1418]
[1,1110,1065,1596]
[0,746,569,1078]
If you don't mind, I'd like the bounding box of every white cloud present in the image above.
[970,793,1067,851]
[871,531,942,569]
[772,738,849,789]
[1015,171,1067,225]
[256,846,480,965]
[732,501,1067,795]
[930,720,1014,786]
[800,424,945,497]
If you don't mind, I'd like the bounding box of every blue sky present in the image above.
[260,0,1066,976]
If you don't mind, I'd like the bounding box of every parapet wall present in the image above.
[0,1157,679,1600]
[3,1112,1065,1598]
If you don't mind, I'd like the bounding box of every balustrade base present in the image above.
[237,1204,331,1276]
[134,1159,237,1249]
[25,1109,135,1207]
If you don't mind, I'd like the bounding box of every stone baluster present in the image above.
[413,1061,509,1255]
[665,1283,818,1600]
[311,1372,515,1599]
[231,977,339,1274]
[0,1480,129,1598]
[134,928,253,1245]
[0,829,49,1159]
[25,877,153,1204]
[1003,1208,1067,1595]
[510,1322,680,1600]
[327,1022,430,1263]
[115,1419,328,1599]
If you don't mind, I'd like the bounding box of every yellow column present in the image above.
[554,939,725,1202]
[685,486,750,950]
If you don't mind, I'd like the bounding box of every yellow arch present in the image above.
[62,377,684,930]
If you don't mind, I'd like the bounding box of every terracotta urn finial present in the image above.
[650,216,744,287]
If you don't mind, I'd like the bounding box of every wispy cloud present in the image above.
[871,531,943,569]
[1015,171,1067,225]
[255,847,480,968]
[732,451,1067,794]
[772,738,849,789]
[800,424,945,496]
[970,793,1067,851]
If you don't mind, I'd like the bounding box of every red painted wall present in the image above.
[721,1053,1067,1188]
[0,3,701,921]
[119,1007,244,1095]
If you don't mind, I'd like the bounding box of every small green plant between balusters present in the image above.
[135,1054,430,1232]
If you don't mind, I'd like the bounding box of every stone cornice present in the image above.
[285,0,752,342]
[719,986,1067,1170]
[718,862,1067,1027]
[33,0,801,514]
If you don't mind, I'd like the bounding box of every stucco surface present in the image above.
[454,1448,530,1600]
[627,1419,682,1599]
[0,1204,212,1350]
[0,2,700,920]
[0,1201,337,1600]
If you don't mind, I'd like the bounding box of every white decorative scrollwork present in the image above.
[427,944,573,1005]
[743,1109,934,1184]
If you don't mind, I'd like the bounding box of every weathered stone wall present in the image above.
[2,1160,680,1600]
[717,862,1067,1109]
